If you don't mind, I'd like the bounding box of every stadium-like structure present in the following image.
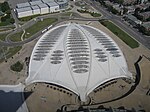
[26,23,132,102]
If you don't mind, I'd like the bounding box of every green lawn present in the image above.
[24,18,57,39]
[100,20,139,48]
[90,12,101,17]
[0,20,11,26]
[19,14,40,22]
[9,18,57,42]
[0,46,22,63]
[62,12,73,16]
[0,34,7,41]
[9,31,23,42]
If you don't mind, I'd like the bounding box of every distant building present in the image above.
[16,2,30,8]
[104,1,113,7]
[56,0,68,9]
[139,11,150,20]
[125,6,135,14]
[135,3,149,10]
[29,0,43,6]
[139,0,149,4]
[38,3,49,14]
[46,2,59,13]
[113,4,123,15]
[31,5,41,15]
[26,23,133,102]
[125,14,142,26]
[15,0,68,18]
[141,22,150,31]
[123,0,137,5]
[42,0,55,3]
[16,6,33,18]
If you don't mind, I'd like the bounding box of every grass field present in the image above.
[24,18,57,39]
[9,31,23,42]
[62,12,73,16]
[10,18,57,42]
[100,20,139,48]
[0,34,7,41]
[19,14,40,22]
[0,46,22,63]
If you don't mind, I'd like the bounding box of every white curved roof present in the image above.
[26,23,132,102]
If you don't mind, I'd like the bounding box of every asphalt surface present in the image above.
[84,0,150,50]
[1,0,150,50]
[0,12,101,47]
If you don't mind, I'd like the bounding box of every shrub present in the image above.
[1,2,10,13]
[10,61,23,72]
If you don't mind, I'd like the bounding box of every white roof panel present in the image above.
[56,0,68,5]
[17,2,30,8]
[42,0,55,3]
[30,1,43,5]
[38,3,48,8]
[16,7,32,13]
[26,23,132,102]
[31,5,40,10]
[46,2,59,7]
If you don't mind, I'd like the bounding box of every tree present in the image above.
[1,16,7,22]
[10,61,23,72]
[115,0,124,4]
[134,7,141,16]
[10,18,15,24]
[1,2,10,13]
[123,7,128,14]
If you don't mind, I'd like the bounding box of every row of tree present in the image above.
[0,1,10,13]
[0,2,15,24]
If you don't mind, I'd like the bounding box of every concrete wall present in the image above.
[40,7,49,14]
[49,6,59,13]
[17,10,33,18]
[32,9,40,15]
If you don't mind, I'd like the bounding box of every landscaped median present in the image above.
[0,33,7,41]
[100,20,139,49]
[10,18,57,42]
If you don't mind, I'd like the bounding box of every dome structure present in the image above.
[26,23,132,102]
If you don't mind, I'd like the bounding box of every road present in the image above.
[84,0,150,50]
[0,12,101,47]
[7,0,20,28]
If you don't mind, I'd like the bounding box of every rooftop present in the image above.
[16,7,32,13]
[46,2,59,7]
[142,22,150,29]
[42,0,55,3]
[17,2,30,8]
[38,3,48,8]
[56,0,68,5]
[26,23,132,102]
[126,14,141,22]
[31,5,40,10]
[30,0,43,5]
